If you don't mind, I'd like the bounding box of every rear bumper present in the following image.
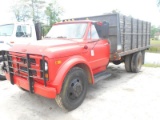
[6,74,56,99]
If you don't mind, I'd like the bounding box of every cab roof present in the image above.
[54,20,97,25]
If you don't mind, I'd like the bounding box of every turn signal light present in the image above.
[45,73,48,79]
[55,60,62,65]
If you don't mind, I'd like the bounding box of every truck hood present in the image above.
[9,39,86,58]
[0,36,12,41]
[0,36,13,50]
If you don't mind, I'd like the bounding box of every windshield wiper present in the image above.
[57,36,67,38]
[45,36,52,38]
[45,36,67,39]
[1,33,7,36]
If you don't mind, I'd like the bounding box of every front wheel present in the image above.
[55,67,88,111]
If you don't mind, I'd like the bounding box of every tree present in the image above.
[103,9,121,15]
[43,0,63,35]
[45,1,63,26]
[111,9,121,14]
[11,0,46,23]
[11,1,31,21]
[11,0,63,25]
[11,0,63,35]
[151,25,160,38]
[29,0,46,23]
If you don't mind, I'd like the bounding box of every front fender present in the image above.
[53,55,94,94]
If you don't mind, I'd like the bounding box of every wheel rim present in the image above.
[67,78,83,100]
[137,55,142,69]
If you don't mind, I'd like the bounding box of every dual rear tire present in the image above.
[125,51,143,73]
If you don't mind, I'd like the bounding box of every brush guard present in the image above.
[3,51,47,93]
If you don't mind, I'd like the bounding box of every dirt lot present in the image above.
[145,52,160,64]
[0,64,160,120]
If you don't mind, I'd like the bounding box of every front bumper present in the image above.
[6,74,56,99]
[0,55,4,62]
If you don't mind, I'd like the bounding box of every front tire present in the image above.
[55,67,88,111]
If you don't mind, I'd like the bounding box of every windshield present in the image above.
[46,23,87,39]
[0,24,14,36]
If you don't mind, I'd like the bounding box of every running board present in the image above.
[94,71,111,83]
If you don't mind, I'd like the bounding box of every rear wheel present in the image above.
[125,55,132,72]
[55,67,88,111]
[131,52,142,73]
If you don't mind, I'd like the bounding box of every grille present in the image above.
[4,51,48,93]
[20,66,27,73]
[20,58,36,64]
[6,53,44,79]
[20,58,27,64]
[30,58,36,64]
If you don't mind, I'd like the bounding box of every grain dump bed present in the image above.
[69,13,151,61]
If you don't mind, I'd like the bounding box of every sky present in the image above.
[0,0,160,26]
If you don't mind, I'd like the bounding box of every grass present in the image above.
[147,39,160,53]
[143,63,160,68]
[150,39,160,45]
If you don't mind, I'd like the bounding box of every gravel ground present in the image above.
[0,64,160,120]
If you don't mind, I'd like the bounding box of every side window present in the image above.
[87,28,91,39]
[91,24,99,39]
[16,25,32,38]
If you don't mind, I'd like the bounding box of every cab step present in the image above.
[94,71,111,83]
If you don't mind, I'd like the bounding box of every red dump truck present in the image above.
[2,13,150,111]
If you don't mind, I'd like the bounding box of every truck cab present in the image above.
[0,22,37,49]
[4,20,110,110]
[0,22,41,80]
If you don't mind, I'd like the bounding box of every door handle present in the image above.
[83,45,88,49]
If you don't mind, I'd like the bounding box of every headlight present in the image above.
[44,62,48,71]
[40,60,49,80]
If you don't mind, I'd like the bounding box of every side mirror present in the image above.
[35,23,42,40]
[95,21,109,39]
[100,21,109,38]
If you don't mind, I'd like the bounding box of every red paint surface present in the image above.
[6,21,110,98]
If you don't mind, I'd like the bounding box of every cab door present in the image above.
[87,23,110,70]
[10,24,35,45]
